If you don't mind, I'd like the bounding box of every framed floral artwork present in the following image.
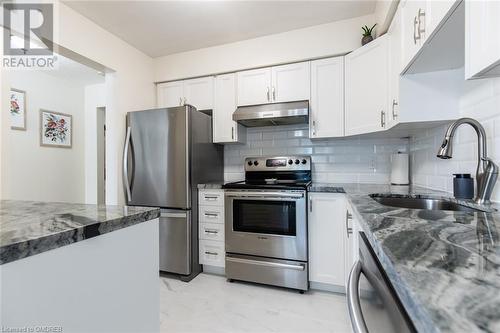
[10,88,26,130]
[40,109,72,148]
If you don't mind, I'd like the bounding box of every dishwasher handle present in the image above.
[347,260,369,333]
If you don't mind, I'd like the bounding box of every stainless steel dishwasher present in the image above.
[347,232,416,333]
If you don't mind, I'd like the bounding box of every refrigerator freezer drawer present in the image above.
[159,209,191,275]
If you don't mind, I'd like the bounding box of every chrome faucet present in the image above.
[437,118,499,204]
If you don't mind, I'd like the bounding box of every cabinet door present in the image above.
[345,35,390,136]
[400,0,426,71]
[214,73,239,143]
[344,205,357,287]
[157,81,184,108]
[387,6,402,129]
[184,77,214,110]
[271,62,310,103]
[465,0,500,79]
[308,193,347,286]
[236,68,272,106]
[310,57,344,138]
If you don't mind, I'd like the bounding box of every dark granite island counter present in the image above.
[0,200,161,332]
[311,184,500,333]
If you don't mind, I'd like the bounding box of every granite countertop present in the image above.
[313,183,500,333]
[0,200,160,265]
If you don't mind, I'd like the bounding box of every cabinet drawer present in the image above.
[199,190,224,206]
[199,205,224,224]
[199,240,225,267]
[199,222,224,242]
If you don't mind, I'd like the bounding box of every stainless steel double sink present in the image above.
[369,194,492,213]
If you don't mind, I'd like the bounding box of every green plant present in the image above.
[362,24,377,37]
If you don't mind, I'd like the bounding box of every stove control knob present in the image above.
[288,159,293,165]
[301,159,307,164]
[294,159,300,164]
[247,161,253,166]
[253,161,259,166]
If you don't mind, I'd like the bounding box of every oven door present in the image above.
[225,190,307,261]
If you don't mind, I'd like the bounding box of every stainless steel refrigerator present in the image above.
[123,106,224,281]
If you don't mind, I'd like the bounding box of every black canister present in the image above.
[453,174,474,199]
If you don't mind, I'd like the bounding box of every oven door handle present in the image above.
[225,192,304,199]
[226,256,305,271]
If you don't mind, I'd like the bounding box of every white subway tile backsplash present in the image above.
[410,76,500,202]
[224,124,408,184]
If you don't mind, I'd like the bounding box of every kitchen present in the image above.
[1,1,500,332]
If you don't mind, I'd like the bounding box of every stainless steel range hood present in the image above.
[232,101,309,127]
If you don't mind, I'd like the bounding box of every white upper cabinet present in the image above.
[236,61,310,106]
[213,73,246,143]
[157,81,184,108]
[310,57,344,138]
[465,0,500,79]
[387,6,402,129]
[184,77,214,111]
[271,62,310,103]
[308,193,347,287]
[400,0,426,71]
[345,35,390,136]
[428,0,456,35]
[157,77,214,110]
[236,68,272,106]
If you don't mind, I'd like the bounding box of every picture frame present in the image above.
[39,109,73,148]
[10,88,26,130]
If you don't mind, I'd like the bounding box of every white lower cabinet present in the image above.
[308,193,353,290]
[198,189,225,269]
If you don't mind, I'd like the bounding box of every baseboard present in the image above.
[309,281,346,294]
[202,265,225,276]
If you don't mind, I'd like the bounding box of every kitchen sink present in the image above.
[369,194,486,213]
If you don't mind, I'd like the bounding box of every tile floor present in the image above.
[160,273,352,333]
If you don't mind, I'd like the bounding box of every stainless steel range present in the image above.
[223,156,311,292]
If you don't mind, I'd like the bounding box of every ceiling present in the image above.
[63,1,376,58]
[45,53,105,85]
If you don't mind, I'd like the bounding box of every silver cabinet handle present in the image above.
[380,111,386,128]
[231,126,234,140]
[204,230,218,234]
[205,251,218,256]
[392,99,398,120]
[347,261,369,333]
[309,197,313,212]
[179,97,183,106]
[413,16,419,45]
[204,212,219,217]
[266,87,270,101]
[123,126,132,202]
[312,120,316,137]
[204,195,219,201]
[417,8,426,40]
[272,86,276,101]
[346,210,353,238]
[226,256,305,271]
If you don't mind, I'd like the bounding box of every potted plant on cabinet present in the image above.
[361,24,377,46]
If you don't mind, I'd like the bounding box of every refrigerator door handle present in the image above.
[123,126,132,202]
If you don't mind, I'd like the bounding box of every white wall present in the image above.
[1,1,156,205]
[2,71,86,203]
[56,2,156,205]
[154,14,374,82]
[84,84,106,204]
[410,74,500,202]
[224,124,409,184]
